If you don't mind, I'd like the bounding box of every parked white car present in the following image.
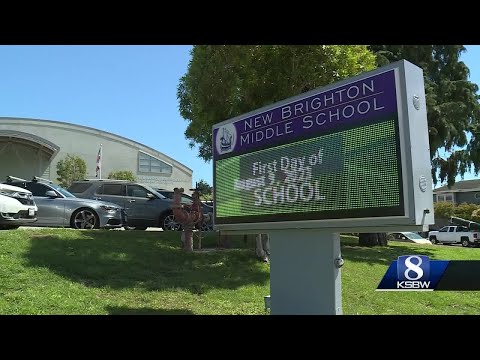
[428,225,480,247]
[0,183,38,230]
[388,232,432,245]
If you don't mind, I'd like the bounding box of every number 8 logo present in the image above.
[404,255,424,280]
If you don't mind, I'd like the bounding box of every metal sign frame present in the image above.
[213,60,434,233]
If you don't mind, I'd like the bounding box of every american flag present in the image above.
[95,145,102,178]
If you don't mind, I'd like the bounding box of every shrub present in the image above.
[107,170,136,181]
[453,202,480,221]
[56,154,87,188]
[434,201,455,219]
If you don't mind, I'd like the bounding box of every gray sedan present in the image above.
[6,178,124,229]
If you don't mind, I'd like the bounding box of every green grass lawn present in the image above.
[1,228,480,315]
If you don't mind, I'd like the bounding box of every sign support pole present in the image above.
[269,230,342,315]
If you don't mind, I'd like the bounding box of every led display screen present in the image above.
[213,70,404,225]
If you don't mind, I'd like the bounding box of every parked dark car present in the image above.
[5,176,123,229]
[156,188,213,231]
[69,180,178,230]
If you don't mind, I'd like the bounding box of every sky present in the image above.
[0,45,479,187]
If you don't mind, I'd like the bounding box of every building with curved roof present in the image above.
[0,117,192,191]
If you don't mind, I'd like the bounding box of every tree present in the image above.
[369,45,480,187]
[179,45,379,247]
[433,202,480,222]
[453,203,480,221]
[107,170,136,182]
[195,179,212,199]
[178,45,377,161]
[56,154,87,188]
[357,46,480,247]
[471,208,480,223]
[359,233,388,247]
[434,201,455,219]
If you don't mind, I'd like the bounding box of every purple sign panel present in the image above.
[214,70,397,158]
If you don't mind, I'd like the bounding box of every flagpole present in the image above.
[100,144,103,179]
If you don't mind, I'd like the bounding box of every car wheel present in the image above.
[71,208,100,229]
[430,236,438,244]
[161,213,182,231]
[462,238,470,247]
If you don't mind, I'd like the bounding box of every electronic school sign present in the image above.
[213,60,434,232]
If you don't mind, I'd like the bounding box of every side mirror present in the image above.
[45,190,58,198]
[146,193,155,199]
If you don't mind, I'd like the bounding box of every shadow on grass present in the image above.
[24,230,269,293]
[340,237,437,266]
[106,306,194,315]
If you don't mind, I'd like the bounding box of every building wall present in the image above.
[0,118,192,191]
[0,140,51,180]
[433,192,456,204]
[456,192,480,205]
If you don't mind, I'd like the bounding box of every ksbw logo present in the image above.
[396,255,430,289]
[377,255,451,291]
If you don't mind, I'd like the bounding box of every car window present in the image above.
[158,190,192,203]
[182,194,193,202]
[439,227,448,232]
[456,226,468,232]
[158,191,174,199]
[404,232,423,239]
[448,227,455,232]
[127,185,148,198]
[50,183,75,198]
[69,182,92,193]
[142,185,165,199]
[6,181,28,190]
[98,184,125,196]
[26,182,51,197]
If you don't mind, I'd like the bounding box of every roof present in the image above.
[0,117,193,175]
[433,179,480,194]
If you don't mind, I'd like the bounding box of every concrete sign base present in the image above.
[269,230,342,315]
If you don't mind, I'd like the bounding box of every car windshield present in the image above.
[162,190,193,201]
[403,232,424,239]
[157,190,174,199]
[50,183,76,198]
[142,185,166,199]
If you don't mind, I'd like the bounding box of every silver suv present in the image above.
[5,176,123,229]
[68,180,175,230]
[0,182,38,230]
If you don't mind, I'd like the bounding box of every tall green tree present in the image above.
[56,154,87,188]
[179,45,379,246]
[195,179,212,199]
[108,170,136,181]
[178,45,377,161]
[369,45,480,187]
[359,46,480,247]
